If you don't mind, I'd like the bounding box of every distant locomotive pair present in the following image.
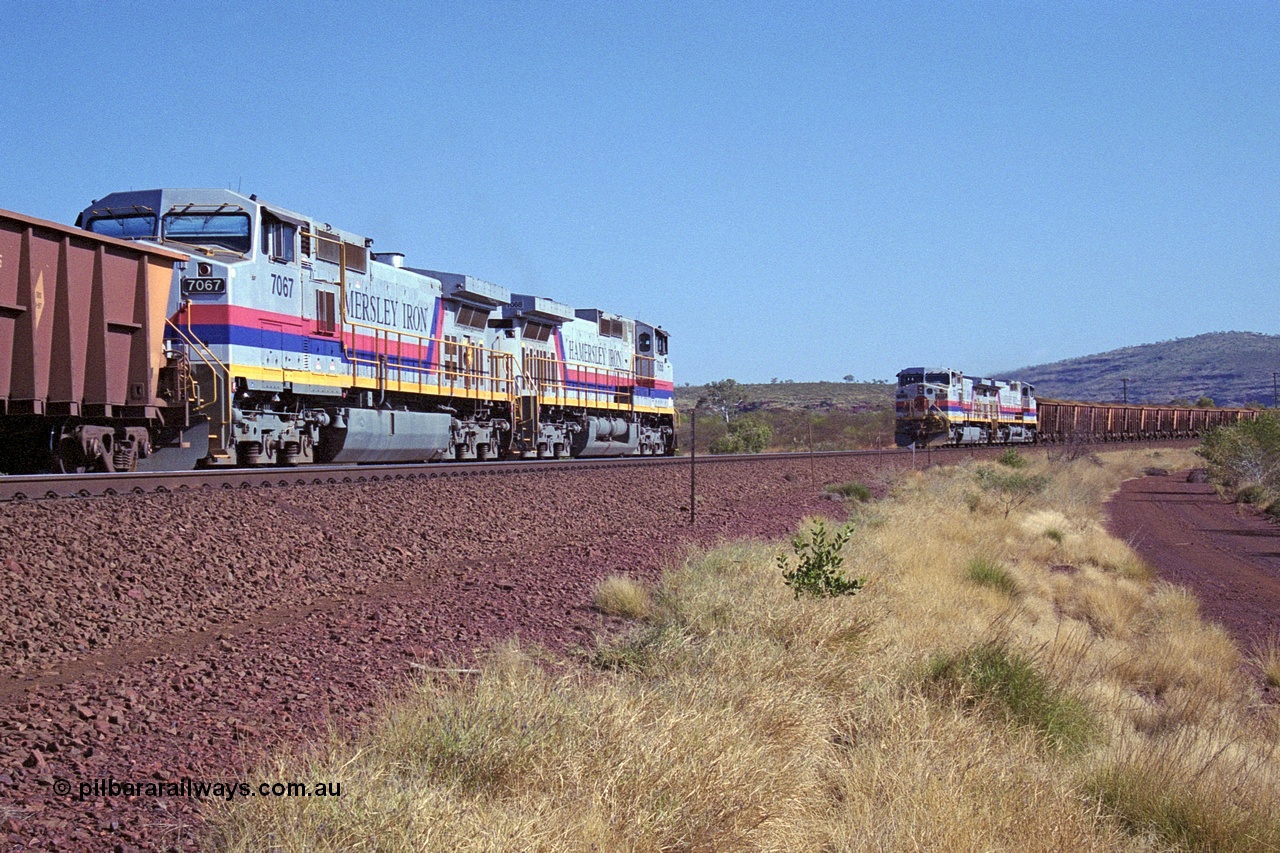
[895,367,1257,447]
[0,189,675,473]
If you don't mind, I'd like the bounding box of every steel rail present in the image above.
[0,438,1197,503]
[0,449,906,503]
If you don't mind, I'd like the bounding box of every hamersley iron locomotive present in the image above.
[894,367,1257,447]
[0,189,674,473]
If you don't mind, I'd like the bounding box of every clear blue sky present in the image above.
[2,2,1276,385]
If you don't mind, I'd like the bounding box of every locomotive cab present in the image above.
[895,366,1039,448]
[895,368,958,447]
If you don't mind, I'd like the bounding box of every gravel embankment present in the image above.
[1,453,914,851]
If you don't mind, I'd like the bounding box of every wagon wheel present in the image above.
[51,419,114,474]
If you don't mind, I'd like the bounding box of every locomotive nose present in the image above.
[913,395,928,412]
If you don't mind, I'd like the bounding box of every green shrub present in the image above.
[827,481,872,502]
[997,448,1028,469]
[778,521,864,600]
[924,643,1094,752]
[964,557,1019,596]
[1198,413,1280,493]
[1236,484,1270,506]
[974,466,1049,517]
[1044,528,1064,543]
[709,417,773,454]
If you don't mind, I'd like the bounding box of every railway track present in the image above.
[0,440,1200,503]
[0,449,883,502]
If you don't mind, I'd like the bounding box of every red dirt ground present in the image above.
[1105,470,1280,682]
[0,453,914,852]
[5,450,1273,851]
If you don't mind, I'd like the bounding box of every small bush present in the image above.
[997,448,1028,469]
[778,521,864,600]
[924,643,1095,752]
[975,466,1050,517]
[1235,484,1270,506]
[965,557,1019,596]
[1044,528,1064,543]
[708,416,773,454]
[594,575,652,619]
[827,481,872,502]
[1198,413,1280,491]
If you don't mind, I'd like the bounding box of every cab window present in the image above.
[86,213,157,239]
[261,215,297,263]
[163,212,252,254]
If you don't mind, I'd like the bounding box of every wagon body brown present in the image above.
[1036,398,1257,443]
[0,207,189,471]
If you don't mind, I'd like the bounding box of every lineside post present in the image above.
[808,418,816,490]
[689,400,702,525]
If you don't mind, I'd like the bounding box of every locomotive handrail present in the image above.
[166,307,231,426]
[336,314,519,402]
[316,235,519,403]
[524,351,638,412]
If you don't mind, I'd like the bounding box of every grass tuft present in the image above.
[924,642,1095,752]
[826,481,873,502]
[1085,755,1280,853]
[1254,632,1280,688]
[964,556,1019,596]
[593,575,652,619]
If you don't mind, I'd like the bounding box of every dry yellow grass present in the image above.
[592,574,652,619]
[1257,632,1280,688]
[204,447,1280,852]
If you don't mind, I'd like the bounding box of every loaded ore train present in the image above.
[894,367,1258,447]
[0,189,675,473]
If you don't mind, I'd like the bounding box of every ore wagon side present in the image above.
[0,207,194,473]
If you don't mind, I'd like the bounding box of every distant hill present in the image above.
[1002,332,1280,407]
[673,380,892,413]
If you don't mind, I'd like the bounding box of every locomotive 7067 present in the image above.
[895,366,1258,447]
[0,189,674,473]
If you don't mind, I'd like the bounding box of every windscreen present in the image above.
[85,214,157,239]
[898,372,923,387]
[925,372,951,385]
[163,212,251,253]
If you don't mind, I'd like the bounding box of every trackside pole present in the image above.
[689,406,697,524]
[809,419,816,490]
